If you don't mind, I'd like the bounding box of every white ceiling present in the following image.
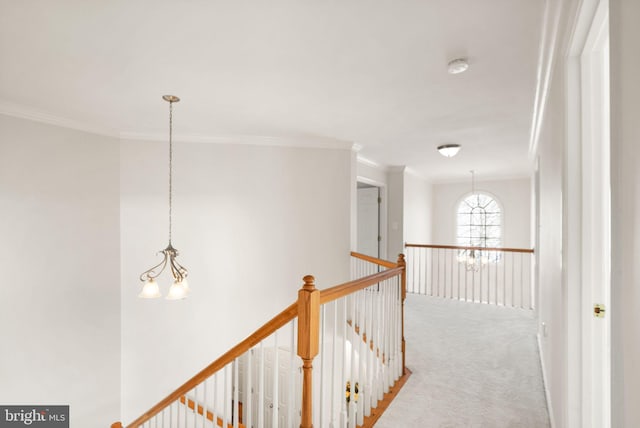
[0,0,543,182]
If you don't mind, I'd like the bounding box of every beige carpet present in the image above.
[375,294,550,428]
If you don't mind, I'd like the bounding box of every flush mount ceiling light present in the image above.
[447,58,469,74]
[437,143,461,158]
[139,95,190,300]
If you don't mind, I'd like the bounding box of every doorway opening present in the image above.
[356,182,382,259]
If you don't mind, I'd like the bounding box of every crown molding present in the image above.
[528,0,574,158]
[0,99,355,150]
[119,131,354,150]
[357,155,388,171]
[0,99,118,137]
[387,165,407,173]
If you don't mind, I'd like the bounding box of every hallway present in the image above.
[376,294,550,427]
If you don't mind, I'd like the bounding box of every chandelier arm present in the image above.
[169,256,188,281]
[139,252,169,282]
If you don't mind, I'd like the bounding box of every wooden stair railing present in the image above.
[113,253,408,428]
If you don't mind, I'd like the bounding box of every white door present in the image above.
[580,1,611,426]
[250,347,298,428]
[357,185,380,258]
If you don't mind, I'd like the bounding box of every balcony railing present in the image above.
[404,243,535,310]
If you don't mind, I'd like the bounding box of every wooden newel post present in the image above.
[397,254,407,374]
[297,275,320,428]
[110,423,123,428]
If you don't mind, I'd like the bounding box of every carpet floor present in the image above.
[375,294,550,428]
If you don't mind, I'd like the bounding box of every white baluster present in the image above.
[233,358,239,428]
[245,350,253,428]
[258,341,264,428]
[319,305,326,427]
[340,298,348,427]
[520,252,524,309]
[273,332,279,428]
[213,373,218,428]
[330,301,338,428]
[222,365,228,427]
[288,320,296,428]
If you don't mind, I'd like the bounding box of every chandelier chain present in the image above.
[169,99,173,245]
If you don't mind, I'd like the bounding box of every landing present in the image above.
[376,294,550,427]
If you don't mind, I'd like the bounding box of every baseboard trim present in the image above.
[537,333,556,428]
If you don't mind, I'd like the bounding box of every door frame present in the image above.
[566,0,611,426]
[356,177,387,260]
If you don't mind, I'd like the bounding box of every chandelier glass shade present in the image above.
[139,95,189,300]
[457,249,489,271]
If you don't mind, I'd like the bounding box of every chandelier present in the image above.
[457,248,489,272]
[138,95,190,300]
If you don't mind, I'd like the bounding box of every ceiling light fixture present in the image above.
[139,95,190,300]
[437,143,461,157]
[447,58,469,74]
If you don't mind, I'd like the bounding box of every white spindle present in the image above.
[273,332,279,428]
[213,373,218,428]
[245,350,252,428]
[340,298,348,427]
[319,305,326,427]
[289,319,300,427]
[233,358,239,428]
[258,341,264,428]
[520,252,524,309]
[330,301,338,427]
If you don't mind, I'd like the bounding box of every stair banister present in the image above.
[318,267,404,304]
[349,251,398,269]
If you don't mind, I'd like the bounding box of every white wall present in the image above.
[536,72,566,427]
[536,2,640,427]
[0,115,121,426]
[431,177,532,248]
[120,140,352,421]
[610,0,640,424]
[403,172,432,246]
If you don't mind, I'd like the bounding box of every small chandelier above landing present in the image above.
[139,95,190,300]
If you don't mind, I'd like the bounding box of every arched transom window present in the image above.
[456,193,502,248]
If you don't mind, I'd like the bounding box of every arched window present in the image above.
[456,192,502,249]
